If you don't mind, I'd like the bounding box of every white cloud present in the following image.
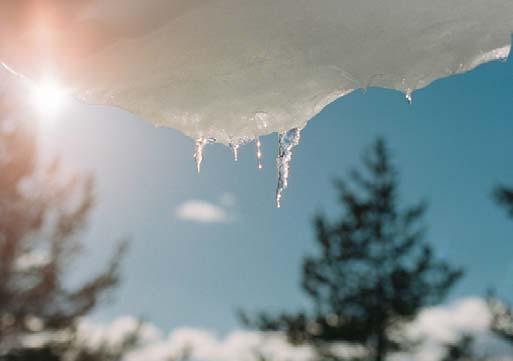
[395,298,513,361]
[15,250,50,271]
[407,297,491,343]
[75,298,513,361]
[76,317,162,351]
[124,328,318,361]
[175,200,231,224]
[77,320,318,361]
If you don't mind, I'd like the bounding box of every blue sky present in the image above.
[39,54,513,334]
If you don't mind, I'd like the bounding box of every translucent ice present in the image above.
[276,128,302,208]
[405,92,413,105]
[193,138,208,174]
[0,1,511,144]
[255,137,263,170]
[230,143,240,162]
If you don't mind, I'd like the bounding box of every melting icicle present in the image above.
[193,138,209,173]
[255,137,263,170]
[405,91,413,105]
[275,128,302,208]
[230,143,240,161]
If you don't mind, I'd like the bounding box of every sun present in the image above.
[30,77,69,117]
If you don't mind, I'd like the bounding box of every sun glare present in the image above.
[30,77,69,117]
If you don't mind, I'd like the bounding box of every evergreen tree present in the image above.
[0,93,127,359]
[440,335,483,361]
[241,138,463,361]
[487,186,513,346]
[487,296,513,345]
[493,185,513,217]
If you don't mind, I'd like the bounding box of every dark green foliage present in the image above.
[441,335,482,361]
[0,347,60,361]
[487,296,513,345]
[241,138,463,361]
[489,183,513,346]
[493,186,513,217]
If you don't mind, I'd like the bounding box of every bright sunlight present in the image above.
[30,77,69,117]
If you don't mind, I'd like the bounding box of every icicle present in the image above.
[255,137,263,170]
[275,128,302,208]
[405,91,413,105]
[193,137,208,173]
[230,143,240,162]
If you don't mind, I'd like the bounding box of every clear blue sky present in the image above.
[40,54,513,334]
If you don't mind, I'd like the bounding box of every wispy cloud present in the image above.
[175,200,231,224]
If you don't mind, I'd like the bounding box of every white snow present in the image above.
[0,0,511,145]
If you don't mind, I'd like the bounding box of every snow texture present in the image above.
[0,1,512,144]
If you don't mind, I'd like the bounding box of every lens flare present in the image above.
[30,77,69,116]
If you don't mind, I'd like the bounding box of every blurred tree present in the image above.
[493,186,513,217]
[487,296,513,345]
[440,334,483,361]
[0,94,127,360]
[488,185,513,345]
[241,138,463,361]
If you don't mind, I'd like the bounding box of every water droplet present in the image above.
[405,91,413,105]
[193,138,208,173]
[230,143,240,162]
[255,137,263,170]
[276,128,302,208]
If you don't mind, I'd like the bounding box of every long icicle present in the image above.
[255,137,263,170]
[275,128,302,208]
[193,137,208,173]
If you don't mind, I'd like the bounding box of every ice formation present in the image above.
[276,128,302,208]
[1,0,512,143]
[255,137,263,170]
[229,143,240,162]
[193,138,209,174]
[405,92,413,106]
[0,0,512,205]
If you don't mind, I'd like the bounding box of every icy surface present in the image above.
[229,143,240,162]
[255,137,263,170]
[276,128,302,208]
[0,1,511,145]
[193,138,209,174]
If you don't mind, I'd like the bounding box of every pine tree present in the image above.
[241,138,463,361]
[486,185,513,346]
[0,94,127,358]
[440,335,483,361]
[487,295,513,345]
